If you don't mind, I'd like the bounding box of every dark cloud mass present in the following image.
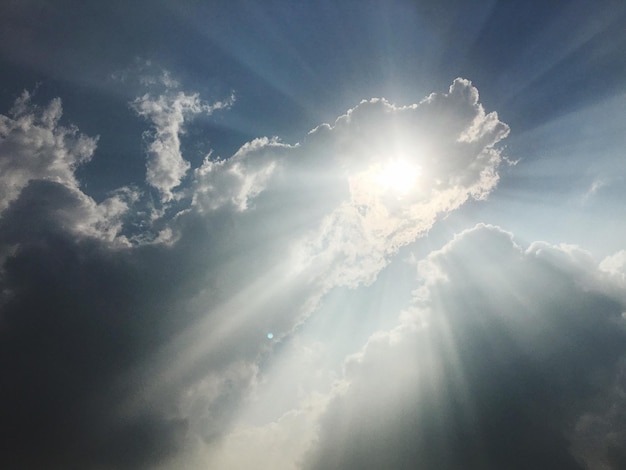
[0,200,183,468]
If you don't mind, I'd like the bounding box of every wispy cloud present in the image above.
[582,176,608,202]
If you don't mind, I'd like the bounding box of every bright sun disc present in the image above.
[376,160,420,194]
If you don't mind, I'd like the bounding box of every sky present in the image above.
[1,1,626,469]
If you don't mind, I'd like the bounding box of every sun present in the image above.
[375,159,421,194]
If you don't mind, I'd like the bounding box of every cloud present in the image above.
[571,357,626,469]
[0,78,511,469]
[191,137,288,212]
[131,88,233,203]
[0,91,136,247]
[584,177,608,199]
[192,78,509,289]
[3,73,623,470]
[600,250,626,281]
[0,91,96,213]
[303,225,626,470]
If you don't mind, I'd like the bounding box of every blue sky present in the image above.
[1,1,626,469]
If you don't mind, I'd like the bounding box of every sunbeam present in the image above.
[1,2,625,469]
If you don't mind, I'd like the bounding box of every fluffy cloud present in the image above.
[600,250,626,283]
[0,78,513,469]
[192,137,288,212]
[0,91,95,212]
[193,78,509,289]
[131,89,233,202]
[0,91,136,247]
[303,225,626,470]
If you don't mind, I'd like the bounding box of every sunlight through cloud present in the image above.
[375,159,421,195]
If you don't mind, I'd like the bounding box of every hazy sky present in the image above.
[1,1,626,469]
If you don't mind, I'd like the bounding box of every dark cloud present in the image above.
[0,198,174,468]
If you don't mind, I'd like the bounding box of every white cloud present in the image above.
[296,79,509,288]
[192,137,288,212]
[188,78,509,291]
[131,88,233,203]
[0,91,95,212]
[600,250,626,281]
[0,91,135,245]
